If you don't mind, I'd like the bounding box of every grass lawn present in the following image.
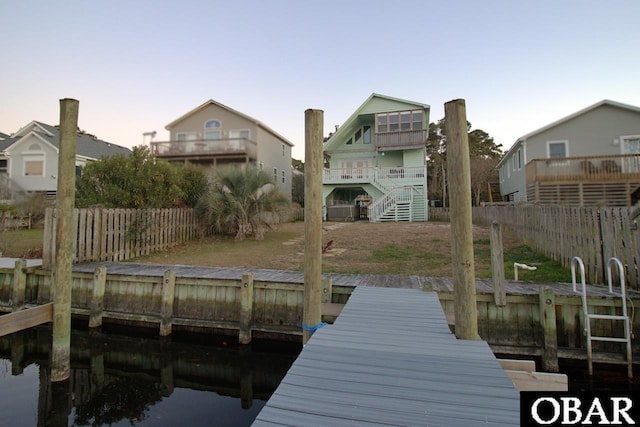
[0,222,571,283]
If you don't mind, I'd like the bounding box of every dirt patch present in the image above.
[135,221,520,277]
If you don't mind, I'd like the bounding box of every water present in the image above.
[0,325,299,427]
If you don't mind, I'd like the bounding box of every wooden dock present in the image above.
[253,286,520,426]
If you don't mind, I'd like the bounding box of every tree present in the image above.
[196,166,290,241]
[291,158,304,206]
[75,145,208,208]
[426,119,503,206]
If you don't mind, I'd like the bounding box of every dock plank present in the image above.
[253,286,520,426]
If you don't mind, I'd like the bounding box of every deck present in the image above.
[252,286,520,426]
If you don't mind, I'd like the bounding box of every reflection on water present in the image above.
[0,325,299,426]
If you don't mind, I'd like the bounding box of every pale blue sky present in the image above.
[1,0,638,159]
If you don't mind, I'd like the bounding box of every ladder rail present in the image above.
[572,256,633,378]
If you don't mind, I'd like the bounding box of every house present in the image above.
[497,100,640,206]
[0,121,131,199]
[323,94,429,222]
[152,99,294,199]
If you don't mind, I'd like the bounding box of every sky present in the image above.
[1,0,639,160]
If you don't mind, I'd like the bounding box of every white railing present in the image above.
[368,186,414,222]
[323,166,426,188]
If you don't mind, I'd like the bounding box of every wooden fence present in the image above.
[43,208,201,267]
[473,206,640,289]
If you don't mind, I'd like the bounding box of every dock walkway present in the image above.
[253,286,520,426]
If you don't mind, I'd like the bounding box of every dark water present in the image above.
[0,324,300,427]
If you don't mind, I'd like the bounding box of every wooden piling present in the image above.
[12,259,27,311]
[303,109,324,344]
[88,266,107,328]
[539,286,559,372]
[239,272,254,344]
[490,222,506,306]
[159,270,176,336]
[51,98,79,382]
[444,99,478,340]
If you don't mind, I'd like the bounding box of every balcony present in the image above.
[323,166,426,187]
[151,138,258,160]
[375,130,426,150]
[525,154,640,206]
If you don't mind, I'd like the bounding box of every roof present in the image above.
[324,93,430,152]
[497,99,640,168]
[0,132,10,140]
[5,121,131,159]
[165,99,294,147]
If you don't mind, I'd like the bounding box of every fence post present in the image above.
[239,273,254,344]
[12,259,27,311]
[539,286,559,372]
[160,270,176,336]
[490,222,506,306]
[89,267,107,328]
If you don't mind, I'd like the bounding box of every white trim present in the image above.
[23,155,45,176]
[546,140,569,158]
[620,135,640,154]
[176,132,197,141]
[229,129,251,140]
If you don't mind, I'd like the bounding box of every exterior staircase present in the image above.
[369,186,427,222]
[487,182,503,203]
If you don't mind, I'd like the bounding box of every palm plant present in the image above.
[196,166,290,241]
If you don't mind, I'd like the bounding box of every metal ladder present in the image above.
[571,256,633,378]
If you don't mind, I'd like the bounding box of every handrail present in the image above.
[607,257,628,317]
[571,256,589,327]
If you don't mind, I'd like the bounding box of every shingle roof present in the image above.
[3,121,131,159]
[33,122,131,158]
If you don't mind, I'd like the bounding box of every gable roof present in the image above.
[166,99,294,147]
[497,99,640,168]
[324,93,430,152]
[0,132,10,140]
[5,121,131,159]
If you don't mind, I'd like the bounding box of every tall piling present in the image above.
[303,109,324,344]
[444,99,478,340]
[51,98,78,381]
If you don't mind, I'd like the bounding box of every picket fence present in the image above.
[473,205,640,289]
[43,207,201,267]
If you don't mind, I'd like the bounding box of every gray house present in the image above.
[497,100,640,206]
[152,99,294,200]
[0,121,131,198]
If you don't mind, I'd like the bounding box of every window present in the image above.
[273,167,278,182]
[517,148,522,169]
[363,126,371,144]
[205,119,221,128]
[354,129,362,144]
[205,119,222,140]
[547,141,568,159]
[282,143,285,156]
[281,170,285,184]
[346,137,352,145]
[177,132,197,141]
[375,110,424,133]
[0,159,7,174]
[25,159,43,176]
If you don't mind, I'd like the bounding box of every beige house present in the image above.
[152,99,294,199]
